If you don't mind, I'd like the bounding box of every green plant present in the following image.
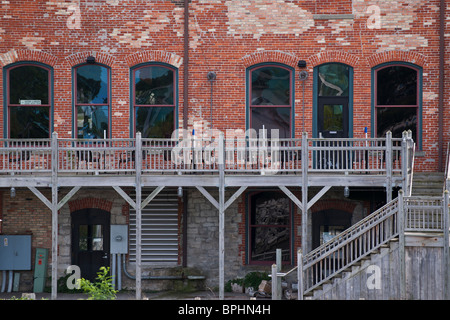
[225,278,244,292]
[243,271,270,289]
[78,267,118,300]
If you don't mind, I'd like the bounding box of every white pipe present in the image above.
[7,270,12,293]
[1,271,6,292]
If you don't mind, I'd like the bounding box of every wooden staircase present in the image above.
[300,188,450,300]
[411,172,445,197]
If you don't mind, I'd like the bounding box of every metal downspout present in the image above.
[438,0,445,171]
[183,0,189,130]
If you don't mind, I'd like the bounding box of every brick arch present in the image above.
[367,50,426,68]
[68,197,113,214]
[241,50,299,69]
[125,50,183,68]
[0,49,58,67]
[307,50,359,68]
[65,51,117,67]
[310,199,357,215]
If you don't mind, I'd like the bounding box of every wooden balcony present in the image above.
[0,131,414,190]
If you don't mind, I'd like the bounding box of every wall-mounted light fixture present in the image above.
[344,186,350,198]
[10,187,16,198]
[298,60,307,68]
[178,186,183,198]
[86,56,96,64]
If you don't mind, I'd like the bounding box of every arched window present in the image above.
[132,64,176,138]
[248,64,293,138]
[374,63,421,144]
[6,63,52,138]
[74,63,110,139]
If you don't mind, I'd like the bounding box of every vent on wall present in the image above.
[129,188,179,264]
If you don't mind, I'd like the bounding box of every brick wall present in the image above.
[0,0,446,171]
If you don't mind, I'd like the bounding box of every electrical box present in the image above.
[0,235,32,270]
[110,225,128,254]
[33,248,49,293]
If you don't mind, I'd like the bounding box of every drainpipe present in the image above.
[438,0,445,171]
[183,0,189,130]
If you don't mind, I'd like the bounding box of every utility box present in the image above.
[0,235,32,270]
[33,248,49,293]
[110,225,128,254]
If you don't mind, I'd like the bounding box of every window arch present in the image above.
[131,63,177,138]
[373,62,422,146]
[5,62,52,138]
[247,63,294,138]
[73,63,110,139]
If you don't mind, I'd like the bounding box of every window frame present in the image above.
[313,62,353,138]
[246,63,295,138]
[246,190,293,266]
[4,62,53,139]
[372,62,422,149]
[72,62,111,139]
[130,62,178,138]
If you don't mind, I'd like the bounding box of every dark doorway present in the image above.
[71,208,110,281]
[312,209,352,249]
[317,98,349,139]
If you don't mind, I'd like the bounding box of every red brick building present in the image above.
[0,0,448,299]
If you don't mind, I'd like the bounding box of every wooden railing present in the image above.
[300,192,449,298]
[0,131,414,178]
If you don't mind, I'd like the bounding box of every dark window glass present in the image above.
[249,192,291,263]
[377,66,417,105]
[76,65,108,104]
[376,107,417,139]
[9,66,49,105]
[251,67,290,106]
[318,64,349,97]
[136,106,174,138]
[77,106,109,139]
[10,106,50,138]
[323,104,344,131]
[251,107,290,138]
[135,66,174,105]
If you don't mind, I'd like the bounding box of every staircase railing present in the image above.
[301,192,448,297]
[302,197,400,295]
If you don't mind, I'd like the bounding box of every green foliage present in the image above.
[225,277,244,292]
[78,267,118,300]
[243,271,270,289]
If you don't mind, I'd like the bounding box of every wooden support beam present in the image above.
[279,186,302,209]
[224,186,247,211]
[28,186,52,210]
[307,186,331,210]
[57,186,81,211]
[113,186,136,210]
[51,132,58,300]
[141,186,164,210]
[196,186,219,210]
[218,132,225,300]
[135,132,142,300]
[443,191,449,299]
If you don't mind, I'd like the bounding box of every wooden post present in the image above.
[398,189,406,299]
[271,264,279,300]
[51,132,58,300]
[443,191,449,299]
[297,249,303,300]
[385,131,393,202]
[135,132,142,300]
[276,248,282,299]
[401,131,409,195]
[301,132,309,253]
[218,132,225,300]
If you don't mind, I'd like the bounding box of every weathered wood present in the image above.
[135,132,142,300]
[51,132,58,300]
[218,132,225,301]
[443,191,449,299]
[398,190,406,299]
[298,249,303,300]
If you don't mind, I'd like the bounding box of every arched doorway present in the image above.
[71,208,110,281]
[312,209,352,249]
